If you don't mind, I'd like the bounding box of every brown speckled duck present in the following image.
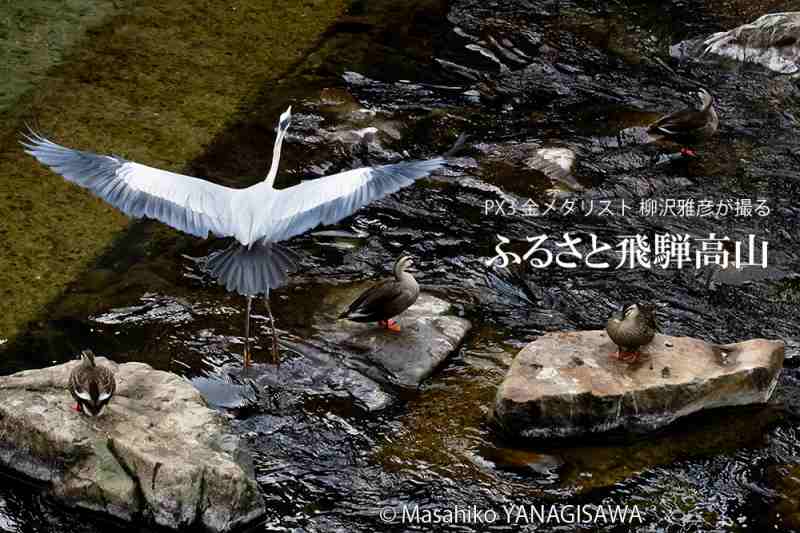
[69,349,116,416]
[606,303,659,363]
[339,256,419,332]
[648,88,718,156]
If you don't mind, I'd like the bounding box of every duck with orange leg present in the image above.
[339,255,419,332]
[606,302,659,364]
[647,88,719,157]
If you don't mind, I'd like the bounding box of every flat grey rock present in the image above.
[322,292,472,388]
[0,358,264,532]
[219,291,471,413]
[494,331,784,440]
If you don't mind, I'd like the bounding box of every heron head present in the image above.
[278,106,292,132]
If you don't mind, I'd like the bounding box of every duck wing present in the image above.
[69,365,93,403]
[647,109,708,135]
[96,366,117,402]
[340,279,402,321]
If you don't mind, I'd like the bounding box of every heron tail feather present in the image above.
[205,241,299,297]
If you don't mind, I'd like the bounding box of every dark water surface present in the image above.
[2,0,800,531]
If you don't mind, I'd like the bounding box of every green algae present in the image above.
[0,0,349,342]
[0,0,130,113]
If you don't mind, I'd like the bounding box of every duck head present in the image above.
[394,255,415,278]
[697,88,714,112]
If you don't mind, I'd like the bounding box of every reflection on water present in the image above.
[2,0,800,531]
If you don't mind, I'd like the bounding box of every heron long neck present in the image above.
[264,130,286,188]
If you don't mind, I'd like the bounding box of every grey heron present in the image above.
[22,107,445,367]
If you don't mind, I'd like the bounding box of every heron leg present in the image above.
[243,296,252,368]
[263,296,279,365]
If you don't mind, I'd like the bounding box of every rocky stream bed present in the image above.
[1,0,800,531]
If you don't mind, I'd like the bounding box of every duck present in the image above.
[606,303,659,363]
[68,349,116,416]
[339,255,419,332]
[647,88,718,156]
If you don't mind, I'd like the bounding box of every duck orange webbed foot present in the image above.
[379,320,402,332]
[619,351,642,364]
[680,147,697,158]
[72,403,82,413]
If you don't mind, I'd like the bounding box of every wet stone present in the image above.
[0,358,265,532]
[220,292,471,412]
[322,292,472,389]
[494,331,784,440]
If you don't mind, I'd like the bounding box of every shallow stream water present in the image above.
[2,0,800,531]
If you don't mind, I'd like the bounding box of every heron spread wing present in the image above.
[22,132,238,239]
[264,158,445,243]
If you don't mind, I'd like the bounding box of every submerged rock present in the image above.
[672,12,800,74]
[494,331,784,440]
[0,359,264,532]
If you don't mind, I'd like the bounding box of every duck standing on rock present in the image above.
[69,349,116,416]
[606,303,659,363]
[647,88,719,156]
[339,256,419,332]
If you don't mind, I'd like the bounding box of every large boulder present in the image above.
[671,12,800,74]
[0,358,265,532]
[494,331,784,440]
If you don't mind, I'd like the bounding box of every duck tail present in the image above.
[205,240,299,297]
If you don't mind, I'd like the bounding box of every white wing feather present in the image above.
[23,130,445,247]
[263,158,444,242]
[74,389,92,402]
[22,132,239,240]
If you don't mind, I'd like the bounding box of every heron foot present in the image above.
[270,338,280,366]
[243,345,252,368]
[263,296,280,367]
